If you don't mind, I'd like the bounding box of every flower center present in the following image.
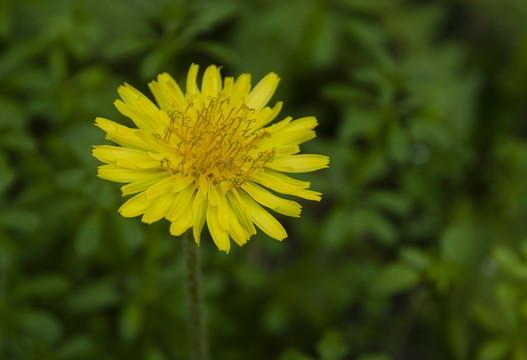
[161,94,275,187]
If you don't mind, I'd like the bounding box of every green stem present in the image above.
[183,231,210,360]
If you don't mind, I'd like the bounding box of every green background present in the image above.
[1,0,527,359]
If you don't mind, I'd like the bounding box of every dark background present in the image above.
[1,0,527,359]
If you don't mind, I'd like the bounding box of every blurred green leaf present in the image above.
[367,191,412,215]
[67,280,120,313]
[0,209,40,232]
[357,354,391,360]
[477,338,509,360]
[118,302,143,341]
[18,274,69,299]
[388,125,410,162]
[350,209,398,246]
[57,335,95,360]
[0,153,14,195]
[18,309,61,343]
[370,263,420,296]
[399,247,430,271]
[316,330,349,360]
[280,348,315,360]
[74,211,101,258]
[493,245,527,280]
[440,222,478,266]
[119,216,145,250]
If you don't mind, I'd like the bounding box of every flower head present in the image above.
[93,64,329,252]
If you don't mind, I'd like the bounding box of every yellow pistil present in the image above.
[160,94,275,188]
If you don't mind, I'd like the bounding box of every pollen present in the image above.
[160,94,275,187]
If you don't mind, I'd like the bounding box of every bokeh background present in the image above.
[1,0,527,359]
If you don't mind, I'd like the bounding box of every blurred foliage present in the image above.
[1,0,527,359]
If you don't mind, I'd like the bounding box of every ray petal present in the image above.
[149,72,186,111]
[119,192,155,217]
[186,63,200,96]
[265,154,329,173]
[242,181,301,217]
[238,190,287,241]
[192,196,208,245]
[201,65,222,98]
[207,202,230,252]
[247,72,280,111]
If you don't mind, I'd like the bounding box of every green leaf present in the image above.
[67,280,120,313]
[118,303,143,341]
[57,335,96,360]
[119,216,145,250]
[317,330,350,360]
[350,208,398,246]
[0,209,39,232]
[493,245,527,280]
[18,274,69,298]
[477,338,509,360]
[280,349,315,360]
[370,263,420,296]
[74,211,101,257]
[0,152,14,194]
[367,191,412,215]
[388,125,410,162]
[440,222,478,266]
[17,309,61,343]
[399,247,430,271]
[357,354,391,360]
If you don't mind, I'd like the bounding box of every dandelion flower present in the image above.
[93,64,329,252]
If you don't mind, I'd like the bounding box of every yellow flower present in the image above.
[93,64,329,252]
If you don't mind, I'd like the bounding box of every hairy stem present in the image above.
[183,231,210,360]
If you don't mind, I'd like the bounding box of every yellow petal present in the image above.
[207,181,220,206]
[243,181,301,217]
[266,154,329,173]
[193,185,207,213]
[116,83,167,131]
[247,72,280,111]
[169,194,194,236]
[145,176,177,199]
[262,116,318,147]
[121,172,170,196]
[166,185,195,221]
[249,169,322,201]
[172,175,195,193]
[231,73,251,105]
[114,100,167,133]
[198,175,209,199]
[223,198,250,246]
[142,194,175,224]
[148,73,186,111]
[192,197,208,245]
[186,63,200,96]
[216,188,230,229]
[274,145,300,156]
[207,202,230,252]
[227,190,256,236]
[238,190,287,241]
[201,65,222,98]
[222,76,234,97]
[118,192,154,217]
[261,116,291,134]
[95,117,149,150]
[251,101,283,130]
[118,83,158,113]
[134,129,179,154]
[97,165,163,183]
[92,145,159,169]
